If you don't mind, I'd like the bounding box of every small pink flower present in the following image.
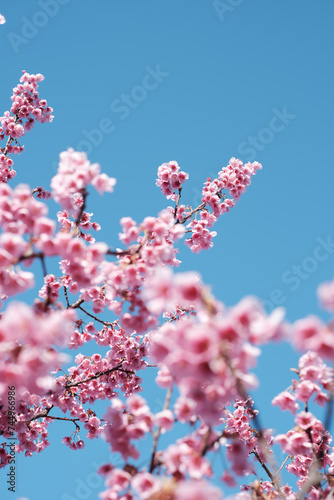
[155,409,174,433]
[92,173,116,195]
[295,411,317,430]
[295,380,315,402]
[317,280,334,312]
[131,473,160,499]
[272,391,299,414]
[174,480,223,500]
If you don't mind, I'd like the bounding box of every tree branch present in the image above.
[176,202,206,224]
[77,305,117,327]
[64,360,134,389]
[149,385,173,473]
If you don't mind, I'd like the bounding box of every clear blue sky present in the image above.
[1,1,334,498]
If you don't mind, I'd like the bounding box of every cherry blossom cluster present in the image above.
[271,351,334,496]
[218,157,262,201]
[222,399,271,480]
[0,182,56,296]
[57,209,101,243]
[156,161,189,201]
[292,315,334,361]
[0,13,6,24]
[0,302,75,403]
[156,158,262,253]
[275,412,331,488]
[317,279,334,313]
[3,69,334,500]
[0,71,53,182]
[97,209,186,334]
[99,469,223,500]
[0,307,149,464]
[184,158,262,252]
[51,148,116,218]
[99,404,225,499]
[145,267,286,425]
[102,394,154,460]
[160,423,215,479]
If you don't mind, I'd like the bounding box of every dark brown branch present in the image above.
[27,405,54,422]
[222,354,286,499]
[25,407,84,436]
[69,298,85,309]
[251,450,286,500]
[18,251,44,263]
[174,187,182,218]
[64,361,133,389]
[63,286,70,307]
[77,305,116,327]
[27,408,81,432]
[201,430,226,457]
[176,202,206,224]
[74,189,88,228]
[107,248,135,256]
[18,251,51,310]
[252,449,277,483]
[2,114,19,156]
[45,415,81,431]
[107,240,145,258]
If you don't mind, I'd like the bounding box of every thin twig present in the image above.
[74,189,88,228]
[274,455,291,479]
[64,361,133,389]
[69,298,85,309]
[176,202,206,224]
[18,251,51,309]
[77,305,116,327]
[201,430,227,457]
[223,354,285,499]
[26,408,83,436]
[27,405,54,422]
[107,240,145,258]
[174,187,182,218]
[2,114,19,156]
[63,286,70,307]
[149,385,173,473]
[45,415,81,431]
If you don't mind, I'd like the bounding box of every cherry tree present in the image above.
[1,27,334,500]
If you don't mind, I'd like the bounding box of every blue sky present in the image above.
[1,1,334,498]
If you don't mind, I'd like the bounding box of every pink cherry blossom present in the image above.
[131,472,160,499]
[4,63,334,500]
[51,148,116,216]
[0,71,53,182]
[174,480,223,500]
[292,316,334,360]
[155,409,174,433]
[272,391,299,414]
[156,160,189,201]
[317,279,334,312]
